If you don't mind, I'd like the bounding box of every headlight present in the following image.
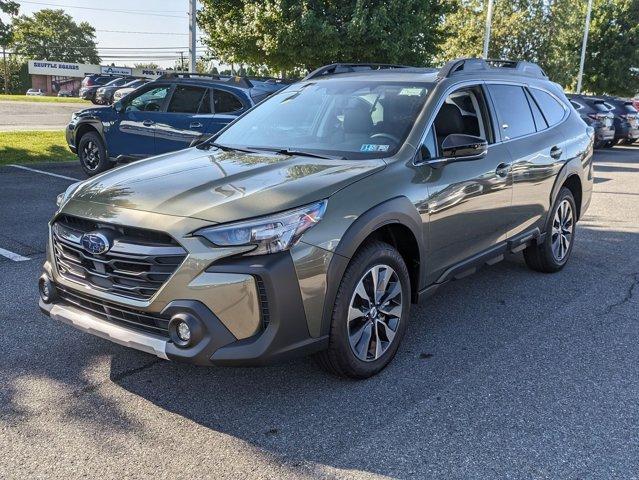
[56,181,83,208]
[195,200,327,256]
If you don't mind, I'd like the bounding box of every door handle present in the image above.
[142,120,154,127]
[495,162,511,178]
[550,146,563,159]
[190,122,203,128]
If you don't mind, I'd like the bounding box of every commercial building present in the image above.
[28,60,167,95]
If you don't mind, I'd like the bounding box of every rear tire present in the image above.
[78,131,110,177]
[524,187,576,273]
[603,140,615,148]
[315,240,411,379]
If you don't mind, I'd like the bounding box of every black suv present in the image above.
[67,73,290,176]
[602,96,639,145]
[568,94,615,148]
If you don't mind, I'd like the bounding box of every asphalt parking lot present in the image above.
[0,101,89,131]
[1,147,638,479]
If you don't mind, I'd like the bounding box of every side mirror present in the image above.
[113,101,124,113]
[440,134,487,161]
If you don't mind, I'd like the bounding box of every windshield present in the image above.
[214,80,431,159]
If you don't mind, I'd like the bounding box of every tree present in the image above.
[441,0,639,96]
[0,0,18,44]
[547,0,639,96]
[197,0,453,74]
[11,9,100,63]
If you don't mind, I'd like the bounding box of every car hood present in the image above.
[69,147,385,223]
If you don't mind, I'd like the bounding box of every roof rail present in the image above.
[303,63,411,81]
[438,58,547,79]
[156,72,256,89]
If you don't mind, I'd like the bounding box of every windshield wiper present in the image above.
[198,141,257,154]
[251,147,345,160]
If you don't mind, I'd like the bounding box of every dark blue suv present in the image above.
[66,73,289,176]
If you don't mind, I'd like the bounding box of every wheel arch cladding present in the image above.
[76,122,103,149]
[320,196,425,336]
[562,174,582,220]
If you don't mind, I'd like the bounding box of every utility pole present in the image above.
[576,0,593,94]
[179,51,185,71]
[189,0,197,73]
[482,0,495,59]
[2,46,8,94]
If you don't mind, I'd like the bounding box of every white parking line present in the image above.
[0,247,30,262]
[7,164,79,181]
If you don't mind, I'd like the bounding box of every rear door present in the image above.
[153,85,215,154]
[486,83,568,237]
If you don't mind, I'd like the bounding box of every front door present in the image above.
[107,84,172,158]
[419,85,513,283]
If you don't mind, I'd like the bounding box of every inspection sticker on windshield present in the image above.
[360,144,390,152]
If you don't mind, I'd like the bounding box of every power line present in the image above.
[16,1,187,18]
[96,30,190,36]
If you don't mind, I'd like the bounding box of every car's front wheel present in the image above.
[316,240,411,378]
[78,132,110,177]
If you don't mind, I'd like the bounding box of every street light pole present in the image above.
[189,0,197,73]
[482,0,495,59]
[576,0,593,94]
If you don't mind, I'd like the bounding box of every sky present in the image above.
[5,0,207,68]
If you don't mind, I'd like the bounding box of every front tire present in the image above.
[78,131,110,177]
[315,241,411,379]
[524,187,576,273]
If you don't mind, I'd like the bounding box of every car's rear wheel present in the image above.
[315,240,410,378]
[524,187,576,273]
[78,132,110,177]
[603,140,615,148]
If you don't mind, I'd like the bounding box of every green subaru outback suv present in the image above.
[40,59,594,378]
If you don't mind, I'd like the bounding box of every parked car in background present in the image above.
[95,78,146,105]
[45,59,593,378]
[568,94,615,148]
[95,78,150,105]
[602,97,639,144]
[57,91,74,98]
[633,96,639,111]
[80,75,133,104]
[67,73,291,175]
[113,79,150,103]
[26,88,46,96]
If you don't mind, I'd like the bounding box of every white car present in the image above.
[112,79,149,102]
[26,88,46,96]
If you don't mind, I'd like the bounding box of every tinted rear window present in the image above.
[487,84,536,139]
[167,85,208,114]
[213,89,244,113]
[624,104,638,114]
[529,88,565,126]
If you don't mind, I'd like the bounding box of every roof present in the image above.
[299,59,550,85]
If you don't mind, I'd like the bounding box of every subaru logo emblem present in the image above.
[81,232,111,255]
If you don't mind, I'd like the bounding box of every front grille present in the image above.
[57,285,170,337]
[52,214,186,301]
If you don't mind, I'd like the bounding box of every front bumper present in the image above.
[40,202,333,365]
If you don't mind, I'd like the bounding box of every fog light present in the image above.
[176,321,191,342]
[39,275,57,304]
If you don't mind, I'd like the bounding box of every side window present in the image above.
[525,89,548,131]
[167,85,208,114]
[198,89,212,114]
[529,88,566,126]
[213,89,244,114]
[125,85,171,112]
[486,84,536,140]
[432,85,492,150]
